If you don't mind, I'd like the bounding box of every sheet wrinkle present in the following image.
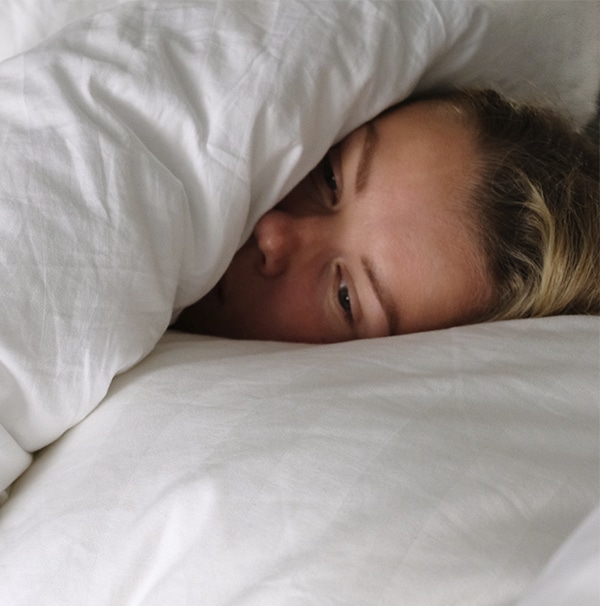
[0,423,32,490]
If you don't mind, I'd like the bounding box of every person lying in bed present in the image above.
[174,89,599,343]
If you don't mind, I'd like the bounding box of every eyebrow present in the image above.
[361,256,400,337]
[354,121,379,194]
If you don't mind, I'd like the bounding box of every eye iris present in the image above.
[338,284,351,313]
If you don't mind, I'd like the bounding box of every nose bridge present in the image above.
[253,209,325,277]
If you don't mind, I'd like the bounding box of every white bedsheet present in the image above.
[0,317,597,604]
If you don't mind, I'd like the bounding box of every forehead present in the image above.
[377,100,475,184]
[342,100,480,239]
[343,100,489,333]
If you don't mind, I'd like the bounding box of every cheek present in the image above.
[224,255,327,342]
[248,278,327,342]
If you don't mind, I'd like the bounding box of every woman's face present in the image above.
[180,100,491,343]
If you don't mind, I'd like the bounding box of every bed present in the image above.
[0,1,598,604]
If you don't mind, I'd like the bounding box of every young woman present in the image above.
[174,89,599,343]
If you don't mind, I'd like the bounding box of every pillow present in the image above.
[0,317,597,604]
[0,0,598,491]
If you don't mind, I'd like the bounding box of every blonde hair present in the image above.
[428,89,599,321]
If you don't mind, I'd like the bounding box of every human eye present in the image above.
[321,152,339,207]
[336,266,353,324]
[322,154,337,192]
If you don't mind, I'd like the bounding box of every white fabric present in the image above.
[0,0,127,61]
[1,0,598,492]
[0,316,598,605]
[0,0,475,487]
[0,2,598,603]
[2,1,599,124]
[517,505,600,606]
[1,0,599,490]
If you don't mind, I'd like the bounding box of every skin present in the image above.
[175,100,492,343]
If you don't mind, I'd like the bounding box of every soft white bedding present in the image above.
[0,1,598,604]
[0,317,598,605]
[2,0,467,486]
[1,0,599,491]
[517,504,600,606]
